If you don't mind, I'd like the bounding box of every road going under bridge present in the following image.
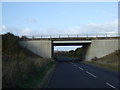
[19,33,119,60]
[19,33,119,88]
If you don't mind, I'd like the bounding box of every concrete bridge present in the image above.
[19,33,119,60]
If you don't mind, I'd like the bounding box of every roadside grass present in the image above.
[21,61,55,88]
[83,50,120,72]
[2,33,55,88]
[84,61,119,72]
[2,52,55,88]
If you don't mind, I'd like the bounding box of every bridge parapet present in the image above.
[20,33,119,40]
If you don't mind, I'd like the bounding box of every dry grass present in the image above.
[84,50,120,72]
[2,54,54,88]
[2,33,55,88]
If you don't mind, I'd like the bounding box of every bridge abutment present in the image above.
[19,38,119,61]
[19,40,52,58]
[83,39,118,60]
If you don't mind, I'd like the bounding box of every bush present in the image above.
[20,36,28,40]
[91,57,98,61]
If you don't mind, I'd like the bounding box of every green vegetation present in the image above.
[69,47,82,59]
[83,50,120,72]
[21,62,55,88]
[2,32,55,88]
[54,47,83,61]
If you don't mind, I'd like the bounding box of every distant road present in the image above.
[47,62,119,89]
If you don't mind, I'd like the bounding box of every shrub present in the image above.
[91,57,98,61]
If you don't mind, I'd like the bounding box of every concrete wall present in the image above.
[19,39,118,60]
[82,44,91,60]
[85,39,118,60]
[19,40,52,58]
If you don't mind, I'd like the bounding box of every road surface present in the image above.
[47,61,119,89]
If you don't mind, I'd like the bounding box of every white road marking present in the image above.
[70,63,118,89]
[74,64,77,67]
[86,71,97,78]
[106,83,118,90]
[71,63,78,67]
[78,67,83,70]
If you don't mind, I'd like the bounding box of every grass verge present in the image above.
[2,33,55,88]
[83,61,119,72]
[83,50,120,72]
[21,62,56,88]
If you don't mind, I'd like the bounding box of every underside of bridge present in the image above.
[52,40,91,60]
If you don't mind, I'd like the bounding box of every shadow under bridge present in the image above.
[52,40,92,61]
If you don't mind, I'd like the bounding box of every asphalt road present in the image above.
[47,61,119,89]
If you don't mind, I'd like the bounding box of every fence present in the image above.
[25,33,119,39]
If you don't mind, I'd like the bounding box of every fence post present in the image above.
[59,35,60,38]
[41,35,42,38]
[50,35,52,38]
[96,34,98,38]
[116,33,118,37]
[86,34,88,38]
[32,36,34,40]
[77,35,78,38]
[106,34,107,37]
[68,35,69,38]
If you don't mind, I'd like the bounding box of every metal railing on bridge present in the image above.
[24,33,119,39]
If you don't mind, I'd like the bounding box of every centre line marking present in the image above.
[86,71,97,78]
[74,64,77,67]
[106,83,118,90]
[78,67,83,70]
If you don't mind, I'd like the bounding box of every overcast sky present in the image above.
[1,2,118,51]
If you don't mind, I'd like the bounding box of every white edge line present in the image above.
[86,71,97,78]
[78,67,83,70]
[71,63,78,67]
[106,83,118,90]
[74,64,77,67]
